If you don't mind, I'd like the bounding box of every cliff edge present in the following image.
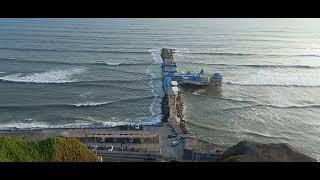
[219,140,316,162]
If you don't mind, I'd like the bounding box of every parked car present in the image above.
[168,134,177,138]
[107,145,113,152]
[97,146,105,150]
[144,156,156,160]
[171,140,179,146]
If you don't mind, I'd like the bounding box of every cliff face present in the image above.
[219,140,316,162]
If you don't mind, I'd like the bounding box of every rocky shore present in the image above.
[161,48,174,60]
[160,94,169,123]
[176,92,188,134]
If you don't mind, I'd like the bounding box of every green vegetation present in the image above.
[0,136,99,162]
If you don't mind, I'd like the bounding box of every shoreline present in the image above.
[0,122,164,132]
[0,47,316,162]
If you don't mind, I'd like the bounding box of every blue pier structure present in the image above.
[161,48,223,94]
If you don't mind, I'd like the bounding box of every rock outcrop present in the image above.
[161,94,169,122]
[219,140,316,162]
[161,48,174,60]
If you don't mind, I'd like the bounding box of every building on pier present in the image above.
[161,48,223,89]
[172,69,223,87]
[162,63,177,73]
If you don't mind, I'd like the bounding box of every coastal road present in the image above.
[96,150,160,162]
[144,123,184,161]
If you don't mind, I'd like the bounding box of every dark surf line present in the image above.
[180,62,320,69]
[221,103,320,111]
[0,47,149,55]
[70,82,152,92]
[0,58,151,67]
[224,82,320,88]
[183,52,320,58]
[184,91,258,104]
[0,96,155,111]
[243,130,291,141]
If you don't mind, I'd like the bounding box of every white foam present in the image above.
[73,101,110,107]
[147,48,164,123]
[79,91,92,98]
[0,67,86,83]
[0,122,50,129]
[149,48,162,64]
[0,72,5,74]
[106,62,121,66]
[84,116,151,127]
[24,118,33,122]
[192,92,200,96]
[0,117,162,130]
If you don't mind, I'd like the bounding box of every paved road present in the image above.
[96,150,160,162]
[90,124,185,161]
[144,123,184,161]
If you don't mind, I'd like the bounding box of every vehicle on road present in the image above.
[97,146,105,150]
[107,145,113,151]
[168,134,177,138]
[171,140,179,146]
[144,155,157,160]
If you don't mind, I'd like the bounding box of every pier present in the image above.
[160,48,223,136]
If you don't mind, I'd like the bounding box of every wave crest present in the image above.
[0,68,86,83]
[73,101,111,107]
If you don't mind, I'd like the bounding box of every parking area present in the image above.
[144,123,184,161]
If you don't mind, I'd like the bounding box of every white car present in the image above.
[171,140,179,146]
[107,145,113,151]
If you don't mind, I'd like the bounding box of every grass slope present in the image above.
[0,136,99,162]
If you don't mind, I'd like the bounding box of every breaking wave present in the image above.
[0,58,150,67]
[106,62,121,66]
[147,48,164,123]
[262,104,320,109]
[73,101,111,107]
[222,103,320,111]
[0,67,86,83]
[0,96,154,110]
[225,82,320,88]
[0,119,161,130]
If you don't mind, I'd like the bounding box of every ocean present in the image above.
[0,18,319,160]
